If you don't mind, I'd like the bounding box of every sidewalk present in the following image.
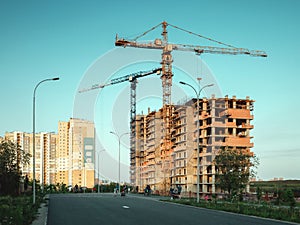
[31,194,49,225]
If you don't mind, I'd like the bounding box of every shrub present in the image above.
[0,194,44,225]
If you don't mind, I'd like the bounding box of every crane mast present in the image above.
[160,21,173,193]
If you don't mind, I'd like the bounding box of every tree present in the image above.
[275,188,296,207]
[214,147,259,199]
[0,140,31,195]
[256,186,262,203]
[285,188,296,208]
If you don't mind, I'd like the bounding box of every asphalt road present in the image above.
[47,193,296,225]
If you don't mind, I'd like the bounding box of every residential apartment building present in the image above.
[4,131,57,185]
[5,118,95,189]
[58,118,95,188]
[133,95,254,197]
[56,121,69,185]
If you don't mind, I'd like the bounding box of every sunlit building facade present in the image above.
[57,118,95,188]
[4,131,58,185]
[5,118,95,189]
[133,95,254,197]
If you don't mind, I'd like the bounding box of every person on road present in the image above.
[177,184,182,198]
[74,184,79,193]
[144,184,151,196]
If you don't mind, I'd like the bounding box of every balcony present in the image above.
[226,121,236,127]
[146,138,156,146]
[221,109,254,119]
[208,141,228,146]
[225,136,254,147]
[173,122,182,129]
[210,121,225,127]
[146,153,155,160]
[240,123,254,129]
[174,144,187,152]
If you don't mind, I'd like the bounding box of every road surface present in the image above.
[47,193,296,225]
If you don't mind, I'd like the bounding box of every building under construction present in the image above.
[131,95,254,197]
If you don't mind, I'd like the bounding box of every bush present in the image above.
[0,194,44,225]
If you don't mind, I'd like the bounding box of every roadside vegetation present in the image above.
[0,140,45,225]
[163,148,300,224]
[0,140,66,224]
[164,169,300,224]
[166,197,300,223]
[0,192,44,225]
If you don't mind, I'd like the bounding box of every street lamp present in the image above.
[110,131,129,194]
[33,77,59,204]
[97,149,105,193]
[179,78,213,203]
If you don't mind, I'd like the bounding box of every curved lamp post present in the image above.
[33,77,59,204]
[179,78,213,203]
[110,131,129,194]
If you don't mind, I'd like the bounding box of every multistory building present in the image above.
[4,131,57,185]
[144,110,163,192]
[56,121,69,185]
[58,118,95,188]
[132,115,146,191]
[4,118,95,189]
[133,95,254,197]
[170,104,195,194]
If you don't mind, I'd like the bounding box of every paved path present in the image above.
[31,195,49,225]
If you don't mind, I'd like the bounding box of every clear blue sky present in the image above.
[1,0,299,181]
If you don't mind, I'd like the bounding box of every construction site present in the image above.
[133,95,255,197]
[82,21,266,197]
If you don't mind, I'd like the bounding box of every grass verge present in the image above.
[162,199,300,223]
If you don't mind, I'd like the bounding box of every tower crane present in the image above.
[80,67,161,123]
[79,68,162,182]
[115,21,267,192]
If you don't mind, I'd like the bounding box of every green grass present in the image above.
[163,199,300,223]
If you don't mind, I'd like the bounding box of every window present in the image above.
[206,156,212,163]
